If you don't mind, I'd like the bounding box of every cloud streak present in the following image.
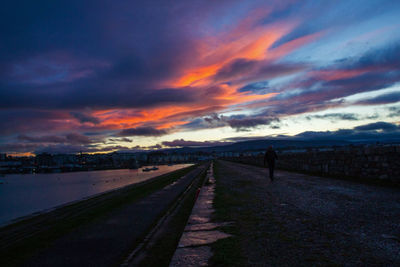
[162,139,231,148]
[118,127,169,137]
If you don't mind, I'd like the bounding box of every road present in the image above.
[213,160,400,266]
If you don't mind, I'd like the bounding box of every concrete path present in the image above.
[20,165,206,267]
[170,163,231,267]
[214,160,400,266]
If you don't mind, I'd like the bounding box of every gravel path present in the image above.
[215,160,400,266]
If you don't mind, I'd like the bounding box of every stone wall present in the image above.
[224,145,400,184]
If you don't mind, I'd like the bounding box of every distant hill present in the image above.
[161,138,353,154]
[214,139,350,151]
[143,134,400,155]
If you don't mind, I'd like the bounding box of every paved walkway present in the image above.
[214,160,400,266]
[170,163,231,267]
[20,165,206,267]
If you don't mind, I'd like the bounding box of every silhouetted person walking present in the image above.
[264,146,278,181]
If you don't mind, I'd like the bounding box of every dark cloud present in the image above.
[203,113,280,131]
[306,113,359,121]
[65,133,92,144]
[213,58,304,85]
[70,111,100,124]
[0,0,214,62]
[239,81,270,94]
[179,115,221,131]
[17,133,92,145]
[162,139,230,147]
[0,110,71,135]
[147,144,162,150]
[254,63,305,81]
[165,106,225,121]
[355,43,400,70]
[1,139,96,154]
[118,127,168,137]
[214,58,258,81]
[0,143,40,153]
[355,92,400,105]
[17,135,66,143]
[0,0,227,112]
[324,72,400,96]
[354,121,399,132]
[388,106,400,118]
[227,116,279,131]
[109,137,133,143]
[294,122,400,142]
[222,135,271,142]
[204,113,223,124]
[0,79,198,110]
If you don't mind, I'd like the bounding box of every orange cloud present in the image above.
[83,11,320,134]
[174,64,220,87]
[170,18,296,87]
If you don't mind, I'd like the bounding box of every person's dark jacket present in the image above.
[264,149,278,165]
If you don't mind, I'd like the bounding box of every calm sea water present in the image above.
[0,164,192,226]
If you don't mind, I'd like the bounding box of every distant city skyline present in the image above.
[1,0,400,156]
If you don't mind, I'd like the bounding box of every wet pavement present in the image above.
[170,163,231,267]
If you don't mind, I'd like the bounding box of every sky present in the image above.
[1,0,400,155]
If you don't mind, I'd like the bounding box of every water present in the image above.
[0,164,192,226]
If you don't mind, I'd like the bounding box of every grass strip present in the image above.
[135,166,208,267]
[208,160,247,266]
[0,165,197,267]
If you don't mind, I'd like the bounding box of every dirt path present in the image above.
[213,160,400,266]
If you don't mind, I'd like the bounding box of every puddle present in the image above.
[185,222,232,232]
[178,230,232,247]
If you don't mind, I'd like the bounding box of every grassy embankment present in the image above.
[0,165,197,266]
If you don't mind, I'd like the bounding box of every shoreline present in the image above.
[0,165,193,227]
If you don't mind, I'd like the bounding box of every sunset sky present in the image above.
[1,0,400,155]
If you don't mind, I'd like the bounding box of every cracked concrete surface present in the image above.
[170,163,231,267]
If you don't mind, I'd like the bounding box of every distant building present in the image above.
[36,153,54,167]
[53,154,78,166]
